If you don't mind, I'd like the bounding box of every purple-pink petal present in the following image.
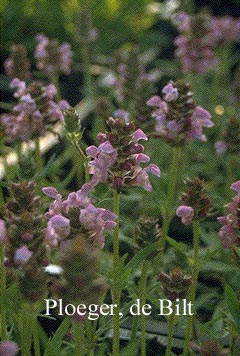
[86,145,98,158]
[230,181,240,195]
[147,95,162,107]
[176,205,194,217]
[42,186,59,199]
[132,128,148,142]
[145,164,161,177]
[99,141,115,153]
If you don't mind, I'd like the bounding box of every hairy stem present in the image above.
[21,306,32,356]
[73,321,85,356]
[112,190,120,356]
[32,313,41,356]
[0,243,7,340]
[165,302,176,356]
[139,261,149,356]
[35,137,43,176]
[161,146,181,249]
[182,220,200,356]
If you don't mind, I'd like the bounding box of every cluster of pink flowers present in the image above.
[35,33,73,76]
[147,81,213,145]
[176,177,212,225]
[43,184,117,248]
[210,16,240,44]
[218,181,240,249]
[85,117,160,192]
[0,78,69,143]
[174,12,218,73]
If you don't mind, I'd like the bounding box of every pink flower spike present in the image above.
[230,181,240,195]
[147,95,162,107]
[14,246,33,265]
[0,341,19,356]
[132,128,148,142]
[145,164,161,177]
[42,186,59,199]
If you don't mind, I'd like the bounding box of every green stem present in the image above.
[130,316,139,342]
[32,313,41,356]
[139,261,149,356]
[81,42,95,98]
[0,101,12,110]
[112,190,120,356]
[21,307,32,356]
[73,321,85,356]
[182,220,200,356]
[230,335,239,356]
[161,146,181,249]
[165,302,176,356]
[226,155,234,201]
[71,136,90,183]
[0,243,7,340]
[35,137,43,176]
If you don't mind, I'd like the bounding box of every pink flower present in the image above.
[14,246,33,265]
[10,78,26,97]
[132,129,148,142]
[0,341,19,356]
[176,205,194,225]
[42,186,59,199]
[48,215,71,240]
[0,220,7,243]
[214,141,226,154]
[162,83,179,101]
[147,95,162,107]
[230,181,240,195]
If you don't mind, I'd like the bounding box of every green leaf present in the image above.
[125,242,159,271]
[224,284,240,331]
[43,318,72,356]
[165,236,186,253]
[120,339,140,356]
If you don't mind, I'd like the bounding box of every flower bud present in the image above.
[158,268,192,301]
[63,108,81,133]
